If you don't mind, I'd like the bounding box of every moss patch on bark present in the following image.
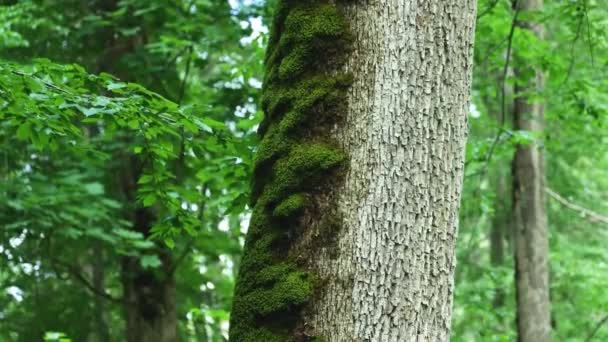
[229,0,350,340]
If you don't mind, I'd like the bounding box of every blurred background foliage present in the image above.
[0,0,606,341]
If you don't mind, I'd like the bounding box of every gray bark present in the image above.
[512,0,552,340]
[305,1,477,340]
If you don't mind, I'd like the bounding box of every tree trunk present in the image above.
[118,157,178,342]
[490,168,508,308]
[87,243,111,342]
[230,0,477,341]
[512,0,551,340]
[486,70,513,309]
[122,208,178,342]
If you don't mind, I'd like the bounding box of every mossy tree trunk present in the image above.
[230,0,477,340]
[512,0,551,340]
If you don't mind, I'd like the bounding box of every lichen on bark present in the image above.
[229,0,350,340]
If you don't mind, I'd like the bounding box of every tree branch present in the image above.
[42,225,124,305]
[168,183,209,276]
[49,256,123,304]
[546,188,608,225]
[586,314,608,341]
[471,6,520,187]
[477,0,501,20]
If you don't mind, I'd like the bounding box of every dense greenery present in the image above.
[0,0,606,341]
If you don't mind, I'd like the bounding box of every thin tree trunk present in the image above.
[90,243,110,342]
[84,124,111,342]
[230,0,477,340]
[122,259,177,342]
[490,169,508,308]
[512,0,551,340]
[486,71,512,310]
[118,159,178,342]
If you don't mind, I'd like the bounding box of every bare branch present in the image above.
[471,6,520,187]
[585,314,608,341]
[49,257,123,304]
[477,0,501,20]
[546,188,608,225]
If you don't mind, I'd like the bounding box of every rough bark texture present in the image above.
[230,0,476,340]
[512,0,552,341]
[308,1,477,341]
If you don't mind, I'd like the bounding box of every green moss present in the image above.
[230,0,350,340]
[274,2,347,81]
[273,193,306,218]
[248,271,314,315]
[261,144,344,205]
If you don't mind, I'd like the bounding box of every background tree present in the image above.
[511,0,551,340]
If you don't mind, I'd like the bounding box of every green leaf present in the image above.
[84,183,104,195]
[113,228,144,240]
[107,82,126,90]
[140,254,162,269]
[77,106,101,117]
[16,122,32,140]
[142,193,157,206]
[164,237,175,249]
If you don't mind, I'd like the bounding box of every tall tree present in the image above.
[512,0,551,340]
[230,0,477,340]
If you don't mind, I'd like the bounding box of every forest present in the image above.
[0,0,607,341]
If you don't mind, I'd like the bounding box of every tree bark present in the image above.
[512,0,551,340]
[311,2,476,340]
[230,0,477,340]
